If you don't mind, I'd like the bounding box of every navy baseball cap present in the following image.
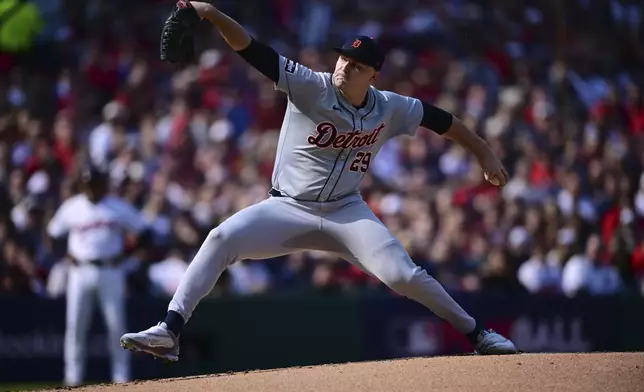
[80,164,109,184]
[332,35,385,71]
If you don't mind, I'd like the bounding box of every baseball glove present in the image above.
[160,0,202,64]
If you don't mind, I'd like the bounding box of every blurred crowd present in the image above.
[1,0,644,300]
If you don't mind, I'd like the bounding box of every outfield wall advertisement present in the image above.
[0,293,642,383]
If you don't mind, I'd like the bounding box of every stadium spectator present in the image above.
[561,234,624,298]
[517,246,563,295]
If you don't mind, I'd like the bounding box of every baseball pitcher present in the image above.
[121,1,518,361]
[47,166,151,386]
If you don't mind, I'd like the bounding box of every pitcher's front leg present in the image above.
[120,197,320,361]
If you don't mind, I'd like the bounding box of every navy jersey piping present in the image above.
[326,90,377,200]
[315,101,355,202]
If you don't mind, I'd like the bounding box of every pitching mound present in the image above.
[41,352,643,392]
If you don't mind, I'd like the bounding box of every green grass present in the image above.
[0,380,112,391]
[0,383,61,392]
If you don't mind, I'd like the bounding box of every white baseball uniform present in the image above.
[47,193,148,386]
[166,54,477,336]
[120,23,518,360]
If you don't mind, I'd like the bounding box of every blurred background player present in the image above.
[46,165,151,386]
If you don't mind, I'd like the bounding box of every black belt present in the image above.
[88,258,121,267]
[69,255,123,267]
[269,188,285,197]
[268,188,352,203]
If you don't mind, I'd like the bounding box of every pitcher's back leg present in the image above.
[322,198,518,355]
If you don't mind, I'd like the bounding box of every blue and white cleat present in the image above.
[120,322,180,362]
[474,329,518,355]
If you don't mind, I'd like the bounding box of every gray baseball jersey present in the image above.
[165,54,477,337]
[271,55,424,202]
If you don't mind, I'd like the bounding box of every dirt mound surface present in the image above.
[39,352,644,392]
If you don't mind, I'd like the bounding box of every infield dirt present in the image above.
[36,352,644,392]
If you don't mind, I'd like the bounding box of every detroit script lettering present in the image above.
[308,122,385,149]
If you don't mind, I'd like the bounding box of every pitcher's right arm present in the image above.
[189,1,326,101]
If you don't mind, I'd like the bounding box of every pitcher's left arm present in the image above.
[388,92,508,187]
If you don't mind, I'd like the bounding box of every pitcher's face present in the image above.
[332,55,377,91]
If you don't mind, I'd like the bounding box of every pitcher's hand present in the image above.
[480,152,509,187]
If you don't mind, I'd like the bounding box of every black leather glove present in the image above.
[160,1,202,64]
